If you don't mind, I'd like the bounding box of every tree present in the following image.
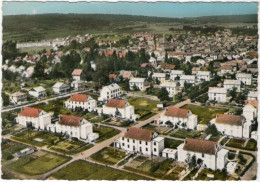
[32,61,45,79]
[157,88,169,101]
[205,124,219,136]
[26,122,33,140]
[2,92,9,106]
[165,121,173,127]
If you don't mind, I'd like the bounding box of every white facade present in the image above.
[115,127,164,156]
[129,77,145,91]
[28,86,46,99]
[196,71,211,82]
[243,104,257,122]
[16,107,51,130]
[223,79,241,92]
[162,148,177,160]
[248,91,258,100]
[208,87,227,103]
[159,81,178,97]
[10,92,27,104]
[52,82,70,95]
[236,73,252,85]
[177,138,228,171]
[98,83,122,101]
[180,75,196,87]
[152,73,166,82]
[170,70,184,81]
[159,106,198,130]
[65,94,97,112]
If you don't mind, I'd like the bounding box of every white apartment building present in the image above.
[180,75,196,87]
[16,107,51,130]
[129,77,145,91]
[170,70,184,81]
[65,94,97,112]
[208,87,227,103]
[196,71,211,82]
[177,138,229,171]
[98,83,122,101]
[99,99,136,121]
[47,114,98,141]
[236,73,252,85]
[211,114,251,138]
[52,82,70,95]
[248,91,258,100]
[159,81,178,97]
[152,72,166,82]
[28,86,46,99]
[243,100,258,122]
[115,127,165,156]
[223,79,241,92]
[159,106,198,130]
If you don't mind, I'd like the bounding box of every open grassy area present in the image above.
[93,125,120,143]
[226,138,245,148]
[164,138,184,149]
[182,105,227,124]
[50,140,93,155]
[195,168,229,180]
[1,139,28,163]
[90,147,126,165]
[170,129,203,139]
[51,160,150,180]
[7,151,70,175]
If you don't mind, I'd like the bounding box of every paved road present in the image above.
[2,89,90,113]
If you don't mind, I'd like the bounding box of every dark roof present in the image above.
[164,106,189,118]
[216,114,243,126]
[183,138,217,155]
[58,115,83,127]
[124,127,154,141]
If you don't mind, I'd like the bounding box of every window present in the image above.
[154,148,157,152]
[139,141,141,144]
[133,140,135,143]
[154,142,156,145]
[122,137,124,141]
[146,148,148,151]
[128,145,130,148]
[127,139,129,142]
[202,153,204,158]
[146,142,148,145]
[122,143,125,146]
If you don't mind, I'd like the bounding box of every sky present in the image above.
[3,1,258,18]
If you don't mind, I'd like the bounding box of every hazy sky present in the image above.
[3,2,258,18]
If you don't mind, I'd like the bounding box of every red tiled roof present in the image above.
[124,127,153,141]
[19,107,42,118]
[141,63,149,68]
[164,106,189,118]
[58,115,83,127]
[69,94,88,102]
[122,72,132,79]
[216,114,243,126]
[161,64,175,70]
[109,74,117,80]
[105,99,127,108]
[46,51,51,57]
[183,138,217,155]
[221,65,233,70]
[245,99,258,108]
[72,69,83,76]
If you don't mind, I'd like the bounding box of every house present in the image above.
[192,67,201,75]
[152,73,166,82]
[121,71,134,80]
[196,71,211,82]
[10,92,27,104]
[208,87,227,103]
[52,82,70,95]
[170,70,184,81]
[159,81,178,97]
[65,94,97,112]
[211,114,251,138]
[22,66,35,78]
[243,100,258,122]
[99,99,136,121]
[247,91,257,100]
[162,148,177,160]
[236,73,252,85]
[129,77,145,91]
[72,69,84,81]
[47,114,98,141]
[149,57,157,68]
[114,127,165,156]
[160,63,175,72]
[180,75,196,87]
[98,83,122,101]
[71,80,85,91]
[109,74,117,81]
[28,86,46,99]
[177,138,229,170]
[220,65,233,75]
[16,107,51,130]
[223,79,241,92]
[159,106,197,130]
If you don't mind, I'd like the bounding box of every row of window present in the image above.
[122,137,157,146]
[121,143,157,152]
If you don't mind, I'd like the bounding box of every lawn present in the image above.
[50,139,93,155]
[91,147,126,165]
[7,152,70,175]
[51,160,150,180]
[93,125,120,143]
[182,105,227,124]
[12,130,65,147]
[127,97,160,120]
[226,138,245,149]
[170,129,202,139]
[195,168,229,180]
[164,138,184,149]
[1,139,28,163]
[183,167,199,180]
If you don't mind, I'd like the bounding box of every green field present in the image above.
[170,129,205,139]
[164,138,184,149]
[93,125,120,143]
[90,147,126,165]
[51,160,150,180]
[7,152,70,175]
[182,105,227,124]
